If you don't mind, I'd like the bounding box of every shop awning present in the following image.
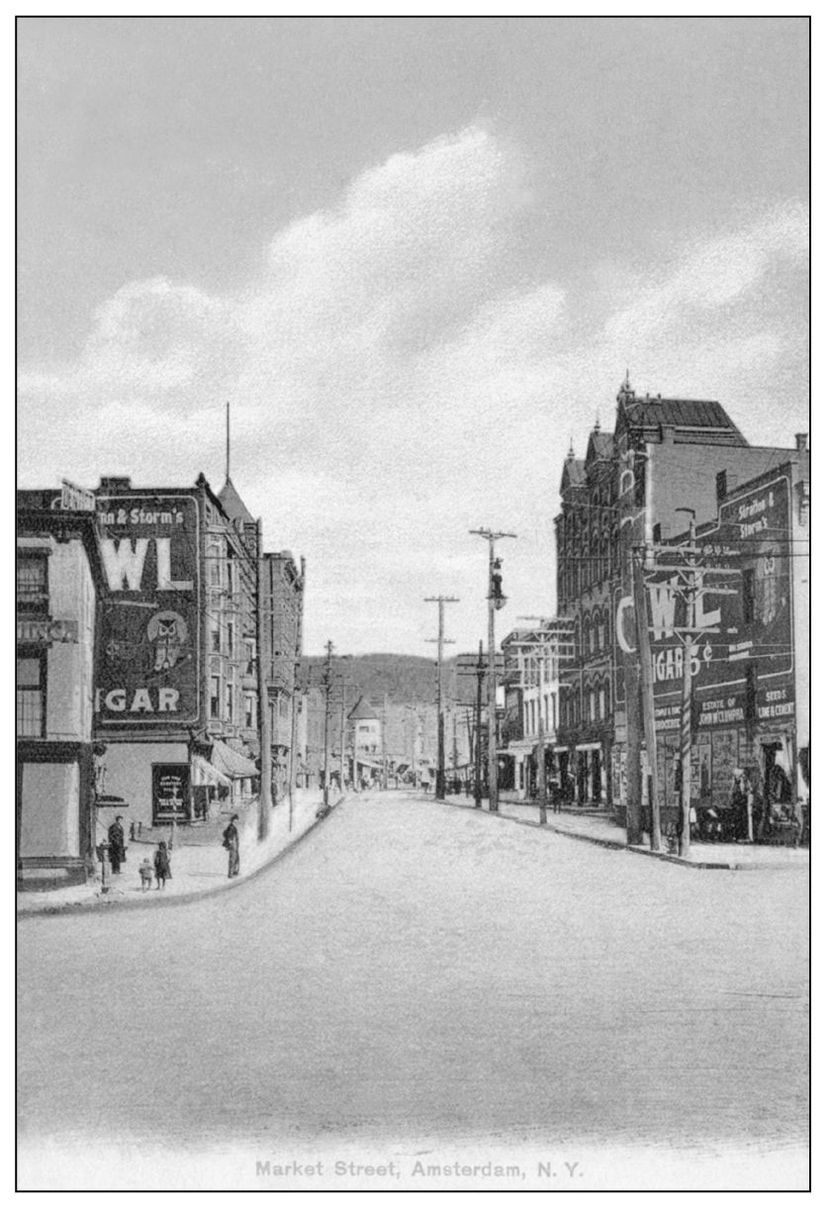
[191,754,232,788]
[211,738,259,779]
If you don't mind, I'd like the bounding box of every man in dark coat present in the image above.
[222,814,240,878]
[107,815,125,875]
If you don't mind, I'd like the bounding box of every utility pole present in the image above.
[644,511,739,857]
[455,641,488,808]
[322,640,334,809]
[381,692,389,791]
[256,518,272,841]
[287,557,305,834]
[470,529,517,813]
[632,546,662,852]
[474,640,484,808]
[424,596,458,801]
[536,649,546,824]
[339,691,347,795]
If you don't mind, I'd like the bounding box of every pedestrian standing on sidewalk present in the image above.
[153,840,172,890]
[139,858,154,892]
[222,814,240,878]
[107,815,125,875]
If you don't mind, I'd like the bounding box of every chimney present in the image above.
[98,476,132,492]
[795,433,808,452]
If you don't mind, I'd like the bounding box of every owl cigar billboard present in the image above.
[95,493,201,728]
[614,473,793,725]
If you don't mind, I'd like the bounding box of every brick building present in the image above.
[94,473,259,829]
[554,377,798,811]
[262,550,305,800]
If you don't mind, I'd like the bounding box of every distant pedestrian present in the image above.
[153,840,172,890]
[107,815,126,875]
[551,781,562,814]
[139,857,154,892]
[222,814,240,878]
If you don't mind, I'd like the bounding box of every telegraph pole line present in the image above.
[470,529,517,813]
[632,546,662,852]
[256,518,272,842]
[322,640,334,809]
[381,692,389,791]
[287,557,305,834]
[455,641,488,808]
[424,596,458,801]
[474,640,484,808]
[644,511,739,857]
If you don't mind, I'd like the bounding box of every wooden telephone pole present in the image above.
[287,556,306,834]
[256,518,272,841]
[424,596,458,801]
[456,642,487,808]
[470,529,517,813]
[322,640,335,809]
[643,510,739,857]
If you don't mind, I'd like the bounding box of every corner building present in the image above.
[555,377,798,812]
[17,487,105,886]
[94,474,259,828]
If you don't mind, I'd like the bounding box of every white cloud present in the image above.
[17,127,807,652]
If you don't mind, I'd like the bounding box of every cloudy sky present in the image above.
[18,17,808,657]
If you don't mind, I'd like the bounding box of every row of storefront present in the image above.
[17,474,303,888]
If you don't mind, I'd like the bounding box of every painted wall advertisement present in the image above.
[95,493,201,727]
[614,475,793,726]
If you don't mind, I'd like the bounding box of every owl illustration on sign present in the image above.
[146,611,188,672]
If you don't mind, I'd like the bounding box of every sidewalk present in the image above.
[444,793,809,870]
[18,789,333,917]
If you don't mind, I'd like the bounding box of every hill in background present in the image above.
[299,652,480,708]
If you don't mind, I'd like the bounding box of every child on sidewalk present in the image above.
[139,857,154,892]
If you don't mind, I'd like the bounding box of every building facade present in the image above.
[94,474,259,829]
[262,550,305,800]
[555,378,799,812]
[17,485,104,886]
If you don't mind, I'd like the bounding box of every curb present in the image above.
[17,797,344,920]
[443,797,804,871]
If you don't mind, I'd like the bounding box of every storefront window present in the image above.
[16,652,45,737]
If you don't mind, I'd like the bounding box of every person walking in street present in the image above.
[107,815,125,875]
[153,839,172,890]
[222,814,240,878]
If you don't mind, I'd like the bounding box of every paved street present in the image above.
[18,792,808,1189]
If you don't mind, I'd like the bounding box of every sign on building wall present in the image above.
[151,763,190,825]
[95,494,201,727]
[613,474,793,722]
[17,619,78,644]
